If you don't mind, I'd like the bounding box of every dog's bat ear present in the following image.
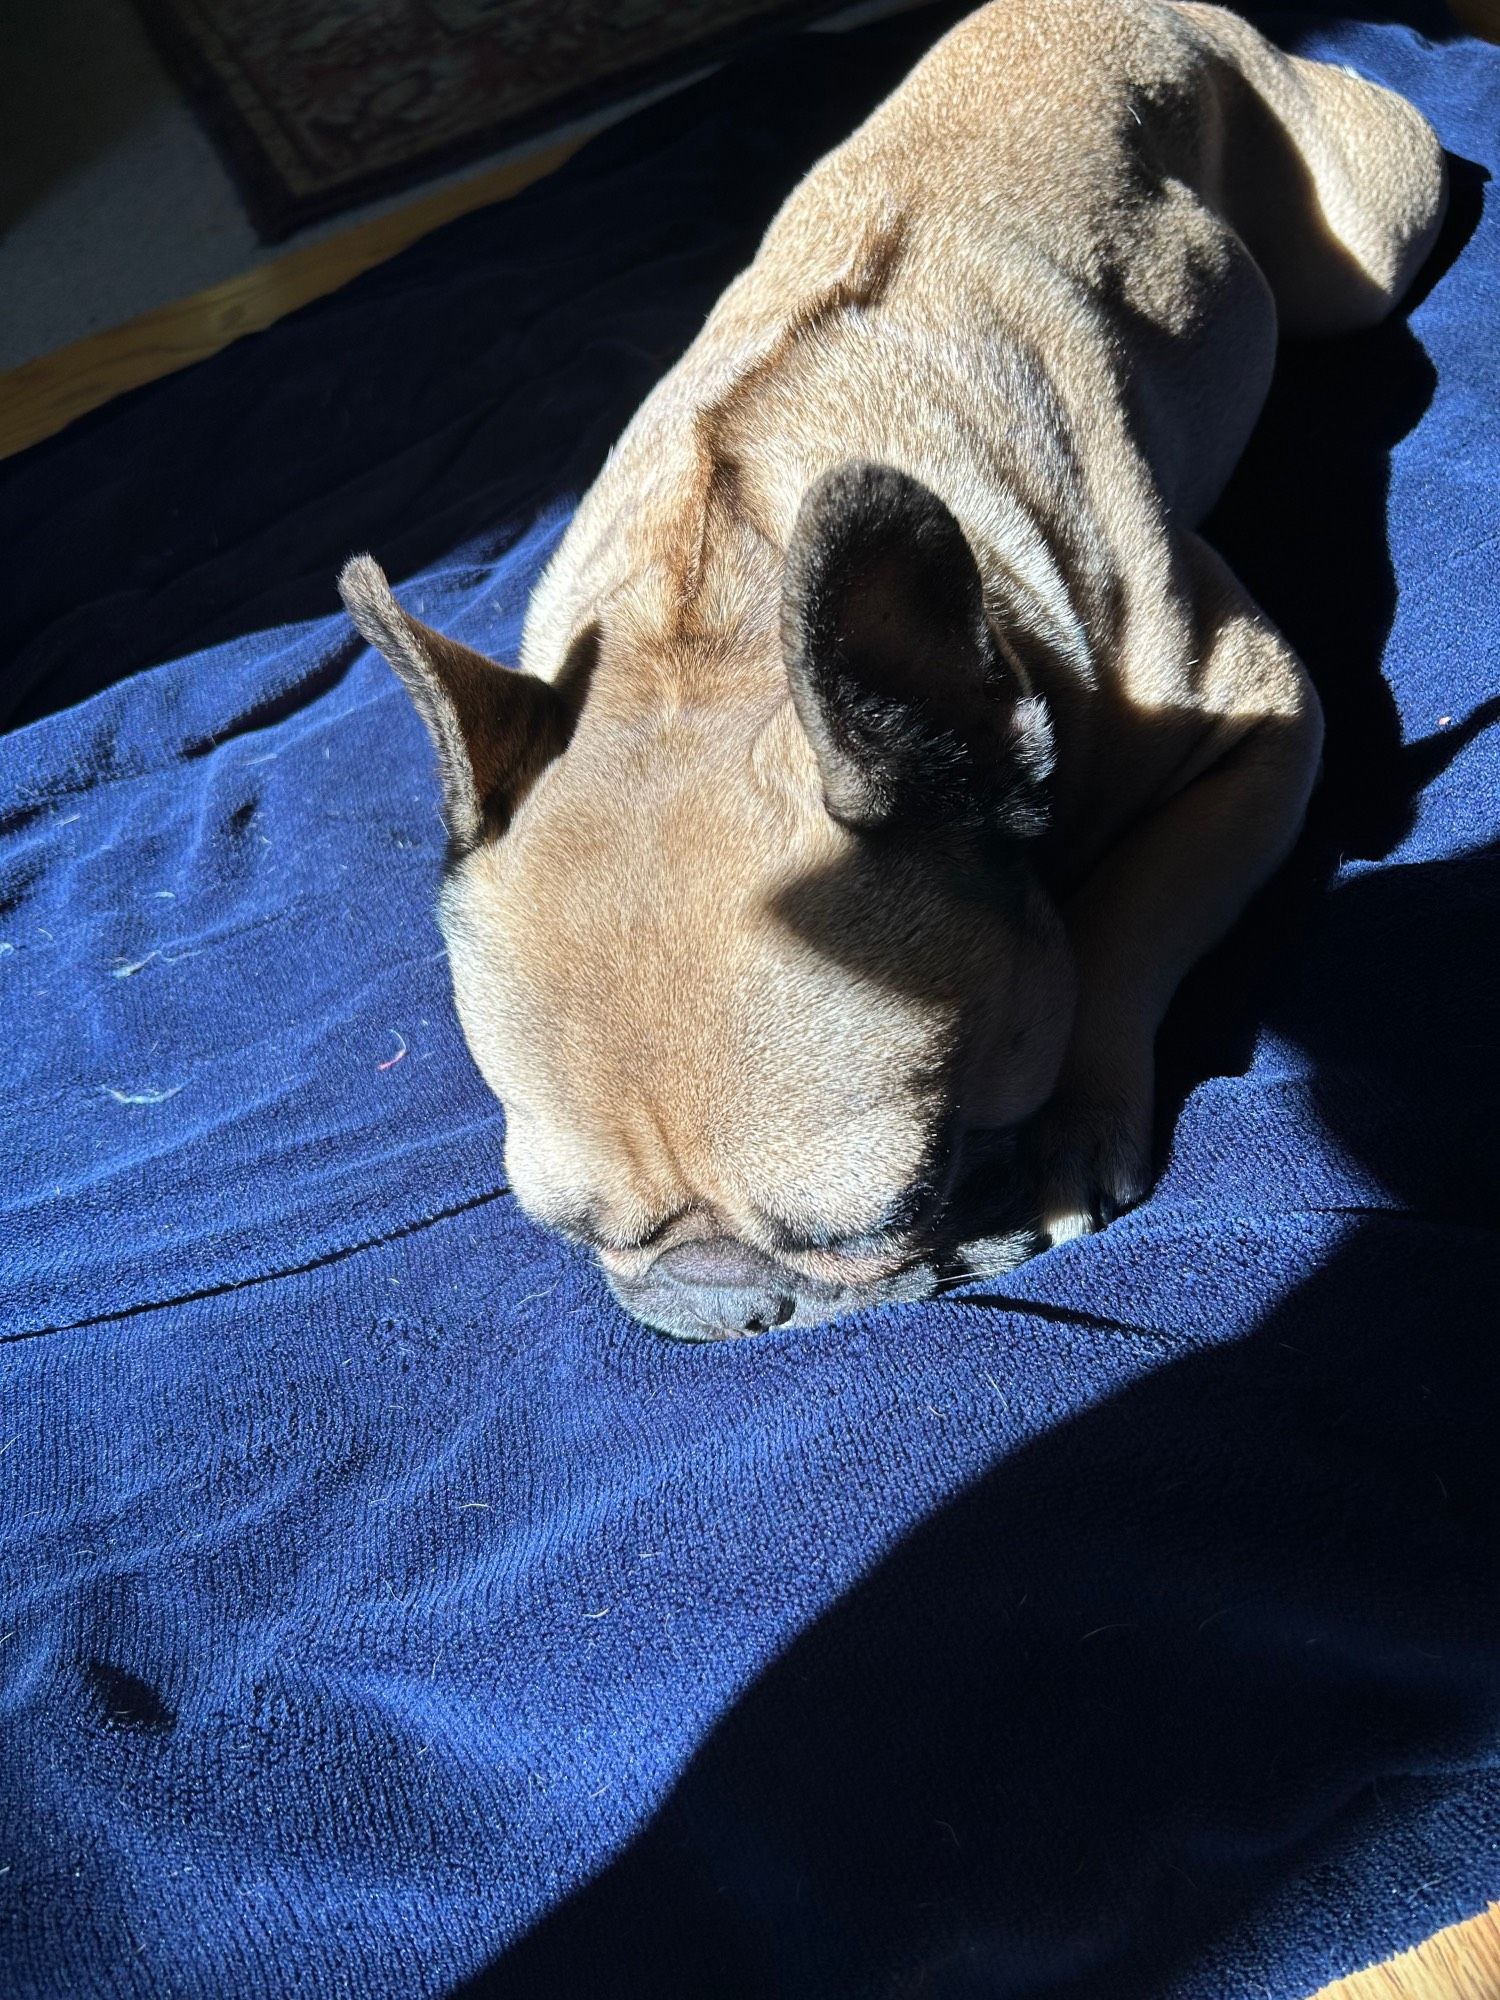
[338,556,586,849]
[780,462,1053,838]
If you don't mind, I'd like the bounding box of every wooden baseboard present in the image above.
[0,134,582,461]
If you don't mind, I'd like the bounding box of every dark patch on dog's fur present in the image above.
[672,212,909,620]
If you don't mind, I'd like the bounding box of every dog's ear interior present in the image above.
[780,462,1054,837]
[339,556,587,849]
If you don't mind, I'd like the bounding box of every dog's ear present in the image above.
[339,556,585,849]
[780,462,1053,838]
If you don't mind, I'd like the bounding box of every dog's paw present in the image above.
[942,1224,1046,1284]
[1034,1087,1152,1247]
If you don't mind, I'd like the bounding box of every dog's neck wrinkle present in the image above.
[560,208,910,674]
[692,299,1104,695]
[588,504,788,717]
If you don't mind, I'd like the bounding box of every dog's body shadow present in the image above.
[1156,151,1489,1135]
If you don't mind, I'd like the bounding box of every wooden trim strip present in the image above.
[0,134,582,461]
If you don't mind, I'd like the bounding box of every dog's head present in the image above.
[342,465,1075,1337]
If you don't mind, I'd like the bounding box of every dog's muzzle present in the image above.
[608,1236,811,1341]
[603,1230,1009,1341]
[603,1132,1044,1339]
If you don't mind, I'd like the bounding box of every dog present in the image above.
[339,0,1445,1340]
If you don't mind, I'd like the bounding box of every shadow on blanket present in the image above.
[1156,151,1488,1137]
[460,844,1500,1998]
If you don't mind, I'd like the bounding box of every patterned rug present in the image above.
[134,0,848,240]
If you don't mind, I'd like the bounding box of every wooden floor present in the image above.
[1316,1905,1500,2000]
[2,17,1498,1996]
[1451,0,1500,35]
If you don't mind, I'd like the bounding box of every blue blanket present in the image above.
[2,7,1497,1995]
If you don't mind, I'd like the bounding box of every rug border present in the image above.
[130,0,869,242]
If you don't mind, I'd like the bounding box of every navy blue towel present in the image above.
[2,7,1497,1996]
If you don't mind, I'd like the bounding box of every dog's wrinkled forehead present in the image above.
[434,733,1011,1242]
[444,737,970,1110]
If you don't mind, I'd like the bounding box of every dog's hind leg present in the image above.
[1175,1,1449,337]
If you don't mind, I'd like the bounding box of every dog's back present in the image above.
[524,0,1444,709]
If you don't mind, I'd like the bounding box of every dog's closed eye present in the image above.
[543,1205,687,1255]
[753,1212,900,1260]
[618,1210,690,1254]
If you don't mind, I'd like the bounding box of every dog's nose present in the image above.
[642,1236,797,1336]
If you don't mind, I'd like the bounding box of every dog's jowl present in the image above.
[341,0,1445,1338]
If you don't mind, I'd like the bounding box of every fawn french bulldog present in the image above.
[341,0,1445,1338]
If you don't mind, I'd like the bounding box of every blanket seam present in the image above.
[1,1182,515,1346]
